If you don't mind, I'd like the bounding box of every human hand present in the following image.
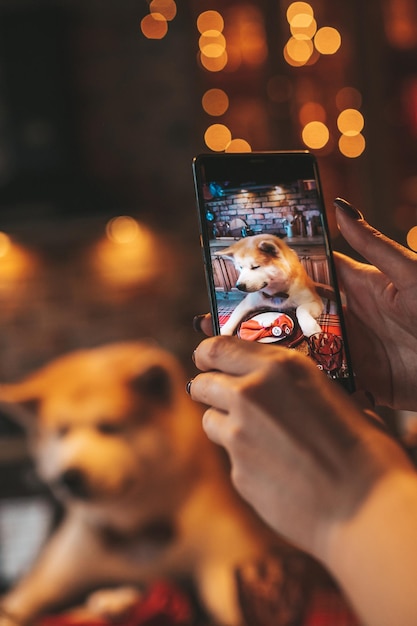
[334,198,417,410]
[188,335,413,560]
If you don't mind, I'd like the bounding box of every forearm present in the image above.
[324,469,417,626]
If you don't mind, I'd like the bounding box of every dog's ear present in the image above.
[214,246,234,259]
[0,385,41,432]
[129,365,172,404]
[258,239,280,257]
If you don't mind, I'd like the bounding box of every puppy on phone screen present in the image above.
[216,234,323,338]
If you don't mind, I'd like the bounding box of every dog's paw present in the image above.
[86,586,143,621]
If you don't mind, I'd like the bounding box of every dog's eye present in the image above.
[251,265,260,270]
[57,425,70,438]
[97,422,123,435]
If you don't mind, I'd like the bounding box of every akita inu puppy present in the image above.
[0,342,283,626]
[216,234,323,338]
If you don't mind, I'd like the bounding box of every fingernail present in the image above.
[185,379,194,395]
[192,314,206,333]
[334,197,363,220]
[191,350,196,364]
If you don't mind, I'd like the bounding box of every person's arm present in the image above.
[188,335,417,626]
[327,470,417,626]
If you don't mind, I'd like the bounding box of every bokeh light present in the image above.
[149,0,177,21]
[338,133,366,157]
[197,10,224,34]
[199,50,228,72]
[202,89,229,116]
[299,102,326,125]
[225,139,252,152]
[204,124,232,151]
[406,226,417,251]
[106,216,140,244]
[337,109,365,135]
[314,27,342,54]
[302,121,330,149]
[199,30,226,58]
[336,87,363,111]
[284,37,314,65]
[0,232,11,258]
[140,13,168,39]
[286,2,314,23]
[290,14,317,40]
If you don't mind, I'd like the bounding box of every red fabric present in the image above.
[239,314,293,341]
[38,581,192,626]
[302,589,361,626]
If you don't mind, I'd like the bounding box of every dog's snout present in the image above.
[236,282,249,292]
[59,468,90,499]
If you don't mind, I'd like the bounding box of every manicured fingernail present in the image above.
[192,314,206,333]
[185,379,194,395]
[334,197,363,220]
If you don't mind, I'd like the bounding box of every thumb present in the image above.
[334,198,417,289]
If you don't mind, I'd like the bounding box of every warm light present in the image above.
[338,133,366,158]
[199,50,228,72]
[197,10,224,34]
[149,0,177,21]
[0,238,35,286]
[0,232,11,258]
[336,87,363,111]
[314,27,341,54]
[284,37,313,65]
[94,224,163,287]
[202,89,229,116]
[204,124,232,151]
[299,102,326,125]
[225,139,252,152]
[287,2,314,23]
[302,121,330,149]
[407,226,417,251]
[290,14,317,39]
[337,109,364,136]
[140,13,168,39]
[199,30,226,58]
[106,216,140,244]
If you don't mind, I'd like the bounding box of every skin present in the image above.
[189,202,417,626]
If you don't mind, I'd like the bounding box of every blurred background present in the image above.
[0,0,416,592]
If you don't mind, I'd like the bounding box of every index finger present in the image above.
[335,201,417,288]
[194,335,279,376]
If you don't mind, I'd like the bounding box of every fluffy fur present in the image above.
[0,342,280,626]
[216,234,323,338]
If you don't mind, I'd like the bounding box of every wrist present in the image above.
[322,469,417,626]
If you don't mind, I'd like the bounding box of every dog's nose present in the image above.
[236,282,248,292]
[59,468,90,499]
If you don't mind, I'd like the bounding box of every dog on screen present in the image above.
[216,234,323,338]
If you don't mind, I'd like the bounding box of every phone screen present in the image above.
[193,151,355,393]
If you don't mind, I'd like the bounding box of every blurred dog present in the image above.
[0,341,280,626]
[217,234,323,338]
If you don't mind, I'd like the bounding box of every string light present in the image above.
[407,226,417,251]
[314,27,342,54]
[302,121,330,149]
[202,89,229,116]
[140,13,168,39]
[204,124,232,151]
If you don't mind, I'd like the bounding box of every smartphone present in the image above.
[192,151,355,393]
